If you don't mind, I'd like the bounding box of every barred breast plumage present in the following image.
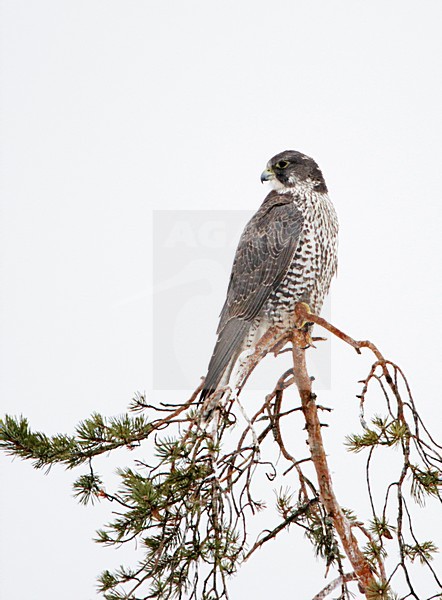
[265,187,338,325]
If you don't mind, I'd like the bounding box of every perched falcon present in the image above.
[200,150,339,404]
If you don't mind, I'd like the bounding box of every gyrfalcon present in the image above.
[200,150,339,404]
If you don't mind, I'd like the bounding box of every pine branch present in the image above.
[1,309,441,599]
[0,412,153,468]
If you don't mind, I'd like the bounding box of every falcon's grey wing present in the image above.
[201,192,304,400]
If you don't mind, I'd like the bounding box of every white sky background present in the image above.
[1,1,442,598]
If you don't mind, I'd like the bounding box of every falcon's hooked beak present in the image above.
[260,168,274,183]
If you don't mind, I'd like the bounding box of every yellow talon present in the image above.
[294,302,312,329]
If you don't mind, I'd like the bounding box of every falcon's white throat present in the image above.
[267,177,291,192]
[267,175,321,196]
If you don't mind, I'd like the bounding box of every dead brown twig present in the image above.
[294,303,404,420]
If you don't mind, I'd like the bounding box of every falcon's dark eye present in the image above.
[275,160,289,169]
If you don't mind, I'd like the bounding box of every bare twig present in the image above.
[312,571,357,600]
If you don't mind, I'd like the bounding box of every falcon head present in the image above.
[261,150,327,193]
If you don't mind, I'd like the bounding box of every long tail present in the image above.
[200,318,251,403]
